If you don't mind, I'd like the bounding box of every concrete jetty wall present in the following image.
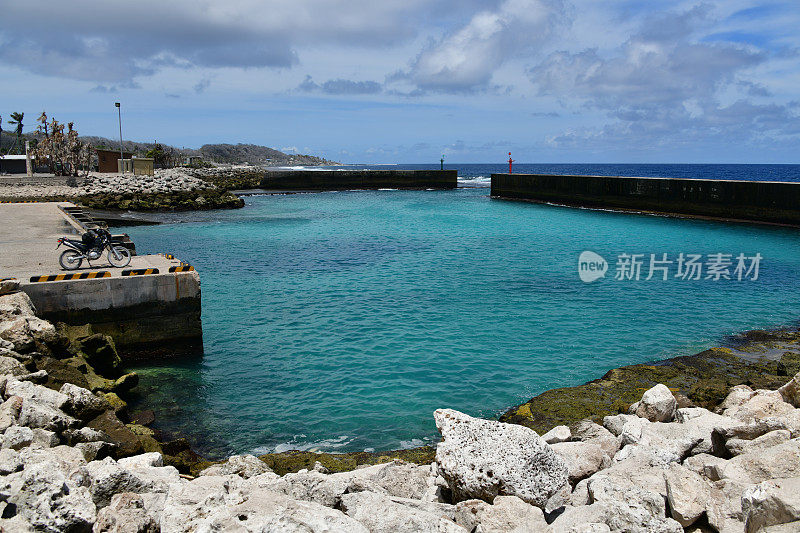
[491,173,800,226]
[22,271,202,360]
[259,169,457,190]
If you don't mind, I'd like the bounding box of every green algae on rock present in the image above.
[257,446,437,476]
[499,332,800,435]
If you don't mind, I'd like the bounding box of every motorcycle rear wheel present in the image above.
[107,246,131,268]
[59,250,83,270]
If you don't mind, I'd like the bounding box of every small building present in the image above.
[184,155,203,166]
[0,155,29,174]
[97,149,133,173]
[132,158,154,176]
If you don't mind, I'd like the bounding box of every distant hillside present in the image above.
[3,131,338,166]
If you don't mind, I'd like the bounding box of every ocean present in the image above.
[123,164,800,457]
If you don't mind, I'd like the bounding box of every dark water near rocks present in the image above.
[123,164,800,458]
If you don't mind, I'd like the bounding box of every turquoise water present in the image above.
[123,187,800,457]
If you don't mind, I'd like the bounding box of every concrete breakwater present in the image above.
[193,167,458,191]
[0,202,202,359]
[259,169,458,190]
[491,173,800,226]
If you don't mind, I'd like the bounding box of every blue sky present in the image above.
[1,0,798,163]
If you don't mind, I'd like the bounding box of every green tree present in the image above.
[7,112,23,154]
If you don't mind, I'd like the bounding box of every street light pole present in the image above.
[115,102,124,174]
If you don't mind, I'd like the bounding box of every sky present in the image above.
[1,0,799,164]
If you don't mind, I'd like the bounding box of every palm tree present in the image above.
[7,112,23,154]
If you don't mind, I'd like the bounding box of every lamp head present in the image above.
[115,102,120,108]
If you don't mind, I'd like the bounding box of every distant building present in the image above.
[184,155,203,166]
[0,155,29,174]
[97,149,133,173]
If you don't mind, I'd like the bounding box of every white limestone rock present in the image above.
[742,477,800,533]
[18,399,78,432]
[433,408,569,509]
[715,439,800,485]
[454,495,549,533]
[542,425,572,444]
[0,447,22,475]
[93,492,160,533]
[2,425,34,450]
[634,384,677,423]
[85,456,153,508]
[9,460,97,533]
[340,491,464,533]
[726,429,793,457]
[724,389,795,423]
[200,488,369,533]
[602,414,639,437]
[5,378,68,410]
[570,419,620,460]
[198,454,274,479]
[550,441,607,485]
[664,463,712,527]
[778,371,800,408]
[59,382,110,421]
[0,395,23,431]
[0,355,25,377]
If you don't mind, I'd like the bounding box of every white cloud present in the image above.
[396,0,566,93]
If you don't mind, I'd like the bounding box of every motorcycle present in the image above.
[57,228,132,270]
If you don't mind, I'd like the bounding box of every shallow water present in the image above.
[123,173,800,457]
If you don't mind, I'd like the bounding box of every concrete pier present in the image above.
[258,169,457,190]
[491,173,800,226]
[0,202,202,359]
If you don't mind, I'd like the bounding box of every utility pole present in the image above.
[25,141,32,176]
[115,102,124,174]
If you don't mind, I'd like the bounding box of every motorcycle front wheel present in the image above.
[59,250,83,270]
[107,246,132,268]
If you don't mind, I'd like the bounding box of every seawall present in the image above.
[491,173,800,226]
[258,169,457,190]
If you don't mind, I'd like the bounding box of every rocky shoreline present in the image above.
[3,279,800,530]
[0,169,245,211]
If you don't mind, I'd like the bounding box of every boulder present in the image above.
[9,460,97,533]
[0,395,23,430]
[18,445,87,474]
[252,460,430,507]
[570,419,620,460]
[77,441,117,462]
[715,439,800,485]
[454,495,548,533]
[778,371,800,407]
[59,382,110,420]
[88,411,143,458]
[187,487,370,533]
[0,278,20,296]
[634,384,677,422]
[742,477,800,533]
[0,355,26,376]
[85,456,153,508]
[664,463,712,527]
[433,409,569,509]
[550,441,606,485]
[5,378,69,410]
[63,426,109,446]
[726,430,792,457]
[112,373,139,394]
[0,291,35,320]
[602,414,639,437]
[718,384,755,412]
[93,492,159,533]
[0,448,22,474]
[724,389,795,423]
[542,425,571,444]
[3,425,34,449]
[198,454,274,479]
[18,398,78,432]
[340,491,464,533]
